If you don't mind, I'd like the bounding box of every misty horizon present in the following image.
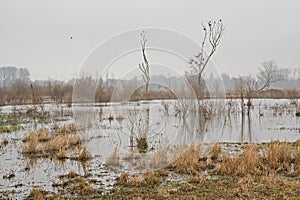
[1,1,300,81]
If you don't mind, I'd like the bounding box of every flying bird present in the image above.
[70,36,73,39]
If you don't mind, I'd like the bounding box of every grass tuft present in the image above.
[106,145,120,167]
[171,143,202,174]
[209,143,221,160]
[56,147,67,160]
[27,187,44,200]
[22,126,82,159]
[117,173,129,185]
[263,141,293,172]
[77,146,92,161]
[218,145,263,175]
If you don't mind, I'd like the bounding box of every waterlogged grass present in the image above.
[0,114,10,120]
[103,142,300,199]
[0,108,64,134]
[106,174,300,199]
[0,113,24,133]
[278,126,300,132]
[21,125,91,161]
[0,113,28,126]
[18,141,300,199]
[0,125,23,133]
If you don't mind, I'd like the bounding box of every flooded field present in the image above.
[0,98,300,198]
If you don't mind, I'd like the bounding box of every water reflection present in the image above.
[1,99,300,197]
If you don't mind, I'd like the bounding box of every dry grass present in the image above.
[136,137,148,153]
[106,140,300,199]
[237,145,263,175]
[171,143,202,174]
[76,146,92,161]
[59,170,79,179]
[295,146,300,161]
[27,187,44,200]
[217,152,239,175]
[106,145,120,167]
[0,138,8,149]
[59,125,69,135]
[68,134,82,146]
[22,126,83,159]
[56,147,67,160]
[217,142,296,176]
[107,169,300,199]
[263,141,293,172]
[294,147,300,175]
[117,171,159,187]
[218,145,263,175]
[69,123,78,132]
[108,114,114,121]
[22,128,51,143]
[143,171,160,185]
[79,177,94,194]
[46,136,68,153]
[188,173,207,185]
[57,123,78,135]
[117,173,129,185]
[150,147,168,169]
[56,171,101,197]
[294,139,300,147]
[32,141,300,199]
[209,143,221,160]
[37,128,51,141]
[22,131,40,154]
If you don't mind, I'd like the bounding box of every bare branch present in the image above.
[138,31,151,95]
[187,19,225,88]
[235,60,280,102]
[256,60,280,94]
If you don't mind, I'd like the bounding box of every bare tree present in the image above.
[11,79,30,104]
[257,60,281,93]
[138,31,150,95]
[95,74,105,102]
[245,60,280,101]
[234,76,246,110]
[235,60,280,115]
[187,19,225,86]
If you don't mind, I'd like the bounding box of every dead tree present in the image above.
[138,31,150,95]
[235,76,246,112]
[235,60,280,116]
[257,60,280,94]
[246,60,280,105]
[187,19,225,86]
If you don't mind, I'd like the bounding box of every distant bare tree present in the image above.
[245,61,280,101]
[257,60,281,93]
[235,60,280,115]
[187,19,225,86]
[95,75,105,102]
[234,76,245,103]
[138,31,150,95]
[11,79,30,104]
[0,66,30,88]
[73,72,96,103]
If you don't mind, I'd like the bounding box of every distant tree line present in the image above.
[0,66,299,106]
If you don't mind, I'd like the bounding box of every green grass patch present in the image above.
[0,125,23,133]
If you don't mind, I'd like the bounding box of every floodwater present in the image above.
[0,99,299,198]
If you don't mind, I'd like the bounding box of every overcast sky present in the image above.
[1,0,300,80]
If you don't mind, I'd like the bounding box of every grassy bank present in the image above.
[21,141,300,199]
